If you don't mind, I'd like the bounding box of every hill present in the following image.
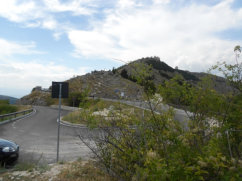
[116,57,232,94]
[0,95,18,104]
[18,57,231,106]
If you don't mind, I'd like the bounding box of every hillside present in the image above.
[17,88,52,106]
[68,70,144,100]
[116,57,232,94]
[0,95,18,104]
[18,57,232,105]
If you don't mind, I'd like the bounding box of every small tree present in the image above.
[76,52,241,180]
[120,69,128,79]
[68,88,89,108]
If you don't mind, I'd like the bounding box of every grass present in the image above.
[0,106,33,122]
[0,160,115,181]
[62,99,147,125]
[54,161,115,181]
[62,110,87,124]
[13,162,36,172]
[17,105,32,112]
[0,152,52,181]
[0,162,50,181]
[0,104,17,115]
[0,167,8,174]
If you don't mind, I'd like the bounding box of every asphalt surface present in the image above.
[0,106,93,164]
[0,102,188,164]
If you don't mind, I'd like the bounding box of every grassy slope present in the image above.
[0,161,114,181]
[62,99,147,125]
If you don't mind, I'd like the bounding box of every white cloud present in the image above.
[0,0,98,32]
[42,18,58,30]
[117,0,136,9]
[0,38,41,57]
[69,30,118,57]
[152,0,170,5]
[0,0,37,23]
[43,0,95,15]
[0,0,54,31]
[68,0,242,72]
[0,60,89,97]
[0,0,241,74]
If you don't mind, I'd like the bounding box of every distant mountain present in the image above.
[18,57,232,106]
[0,95,18,104]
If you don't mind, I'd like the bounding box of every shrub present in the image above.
[78,57,241,180]
[0,101,17,115]
[68,89,89,108]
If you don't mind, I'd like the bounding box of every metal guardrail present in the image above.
[0,109,33,122]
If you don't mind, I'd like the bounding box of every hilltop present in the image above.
[116,57,231,93]
[18,57,231,106]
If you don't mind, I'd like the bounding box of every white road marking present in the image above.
[11,109,36,129]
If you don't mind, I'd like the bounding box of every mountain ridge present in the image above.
[18,57,231,106]
[0,95,18,104]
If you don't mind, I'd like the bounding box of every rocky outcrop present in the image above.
[19,57,233,105]
[69,70,144,100]
[17,90,50,106]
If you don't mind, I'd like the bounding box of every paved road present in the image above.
[0,106,93,164]
[0,100,189,164]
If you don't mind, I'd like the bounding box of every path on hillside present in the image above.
[0,106,93,164]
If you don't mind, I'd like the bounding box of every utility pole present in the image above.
[51,81,69,163]
[57,83,62,162]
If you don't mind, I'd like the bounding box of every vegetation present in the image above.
[76,46,241,180]
[20,90,58,106]
[62,99,146,125]
[142,56,199,81]
[0,152,51,181]
[55,161,114,181]
[0,100,32,123]
[2,48,240,180]
[112,67,117,74]
[176,69,199,81]
[0,160,113,181]
[141,56,175,72]
[0,100,17,115]
[120,62,157,94]
[120,69,129,79]
[123,57,199,81]
[68,91,88,107]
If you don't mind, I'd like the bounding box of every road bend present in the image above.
[0,106,93,163]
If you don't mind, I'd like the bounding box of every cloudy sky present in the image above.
[0,0,241,98]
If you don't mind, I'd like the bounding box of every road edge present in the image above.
[0,109,36,125]
[59,117,88,128]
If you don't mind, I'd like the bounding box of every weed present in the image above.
[14,162,36,172]
[54,161,115,181]
[58,161,65,165]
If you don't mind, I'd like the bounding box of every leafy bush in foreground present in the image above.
[78,47,241,180]
[0,100,17,115]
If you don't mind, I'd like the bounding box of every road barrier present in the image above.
[0,109,33,124]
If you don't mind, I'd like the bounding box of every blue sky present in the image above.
[0,0,241,98]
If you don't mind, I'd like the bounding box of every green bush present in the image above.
[0,100,9,105]
[0,100,17,114]
[81,56,242,180]
[68,89,89,108]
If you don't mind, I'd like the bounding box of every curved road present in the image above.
[0,102,188,164]
[0,106,92,163]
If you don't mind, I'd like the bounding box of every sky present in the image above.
[0,0,241,98]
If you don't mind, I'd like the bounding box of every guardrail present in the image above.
[0,109,33,123]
